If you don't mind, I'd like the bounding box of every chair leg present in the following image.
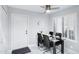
[43,48,50,54]
[38,42,39,46]
[61,41,64,54]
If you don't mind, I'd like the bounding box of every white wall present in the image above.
[0,6,9,54]
[27,14,49,47]
[50,6,79,53]
[9,7,50,51]
[51,16,63,33]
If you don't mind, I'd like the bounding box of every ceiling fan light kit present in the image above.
[46,10,51,14]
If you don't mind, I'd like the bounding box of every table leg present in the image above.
[53,42,56,54]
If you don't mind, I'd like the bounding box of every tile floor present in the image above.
[27,45,71,54]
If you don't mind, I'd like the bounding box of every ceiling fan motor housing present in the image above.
[46,5,51,10]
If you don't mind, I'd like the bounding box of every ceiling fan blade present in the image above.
[51,7,59,10]
[40,6,45,8]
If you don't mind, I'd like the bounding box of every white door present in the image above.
[11,14,28,50]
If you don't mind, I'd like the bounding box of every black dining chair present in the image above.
[55,33,64,54]
[43,35,53,53]
[55,33,63,45]
[37,33,44,47]
[43,33,64,54]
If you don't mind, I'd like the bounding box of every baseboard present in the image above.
[6,49,12,54]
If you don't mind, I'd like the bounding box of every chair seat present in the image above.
[49,40,63,47]
[55,40,63,45]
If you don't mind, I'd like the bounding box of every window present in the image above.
[63,13,77,41]
[52,12,77,41]
[52,16,62,34]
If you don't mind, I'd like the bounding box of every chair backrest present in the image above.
[43,35,50,48]
[55,33,62,40]
[49,31,54,38]
[37,33,43,44]
[49,31,53,36]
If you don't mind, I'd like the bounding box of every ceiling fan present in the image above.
[40,5,60,14]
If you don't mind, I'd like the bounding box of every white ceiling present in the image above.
[9,5,73,13]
